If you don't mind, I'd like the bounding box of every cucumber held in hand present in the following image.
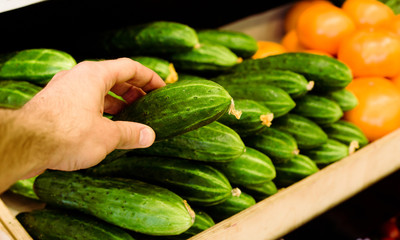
[197,29,258,58]
[131,121,245,163]
[168,43,241,73]
[99,21,199,56]
[34,171,195,236]
[0,48,76,85]
[0,80,42,109]
[113,79,239,141]
[234,52,353,91]
[87,155,233,206]
[217,99,274,137]
[17,208,134,240]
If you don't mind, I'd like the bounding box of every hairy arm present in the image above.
[0,58,165,193]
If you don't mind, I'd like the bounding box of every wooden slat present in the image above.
[0,199,32,240]
[190,128,400,240]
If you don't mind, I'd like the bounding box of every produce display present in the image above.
[6,0,400,238]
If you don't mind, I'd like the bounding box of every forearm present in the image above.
[0,109,55,193]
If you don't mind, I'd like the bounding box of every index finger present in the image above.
[100,57,166,92]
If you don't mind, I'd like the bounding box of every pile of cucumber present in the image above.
[0,20,369,239]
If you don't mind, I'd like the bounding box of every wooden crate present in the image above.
[3,4,400,240]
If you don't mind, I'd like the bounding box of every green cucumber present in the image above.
[302,138,350,166]
[87,156,233,206]
[274,154,319,188]
[321,88,358,111]
[169,43,241,73]
[131,56,178,84]
[0,48,76,85]
[292,94,343,125]
[113,79,235,141]
[234,52,353,91]
[241,181,278,202]
[34,171,195,236]
[217,99,274,137]
[243,127,299,164]
[197,29,258,59]
[171,209,215,239]
[212,147,276,186]
[211,69,313,99]
[322,120,369,150]
[177,73,209,81]
[219,83,295,118]
[272,113,328,149]
[8,176,39,200]
[99,21,199,56]
[204,189,256,222]
[130,121,245,162]
[0,80,42,109]
[17,208,134,240]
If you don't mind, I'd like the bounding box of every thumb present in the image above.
[113,121,156,149]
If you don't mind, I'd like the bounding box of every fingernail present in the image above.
[139,127,155,147]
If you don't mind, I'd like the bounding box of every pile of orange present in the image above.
[252,0,400,142]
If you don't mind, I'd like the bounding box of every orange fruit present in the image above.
[281,29,307,52]
[380,14,400,36]
[251,41,287,59]
[296,3,356,55]
[284,0,332,33]
[337,28,400,78]
[391,74,400,90]
[341,0,395,29]
[344,77,400,141]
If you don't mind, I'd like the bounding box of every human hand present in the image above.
[20,58,165,175]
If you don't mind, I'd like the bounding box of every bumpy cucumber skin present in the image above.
[212,147,276,186]
[322,88,359,112]
[177,73,209,81]
[130,121,245,162]
[113,80,233,141]
[212,69,311,99]
[217,99,273,137]
[243,127,299,164]
[169,43,240,73]
[34,171,194,236]
[87,156,233,206]
[0,80,42,109]
[292,94,343,125]
[204,191,256,222]
[103,21,199,55]
[17,209,134,240]
[274,154,319,188]
[322,120,369,147]
[220,84,295,118]
[234,52,352,90]
[241,181,278,202]
[272,113,328,149]
[8,176,39,200]
[0,49,76,85]
[302,138,350,166]
[197,29,258,59]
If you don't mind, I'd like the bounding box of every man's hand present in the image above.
[0,58,165,192]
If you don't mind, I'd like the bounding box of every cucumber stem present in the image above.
[183,200,196,224]
[349,140,360,154]
[306,81,315,91]
[228,99,242,119]
[231,187,242,197]
[293,149,300,155]
[165,63,178,84]
[260,113,274,127]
